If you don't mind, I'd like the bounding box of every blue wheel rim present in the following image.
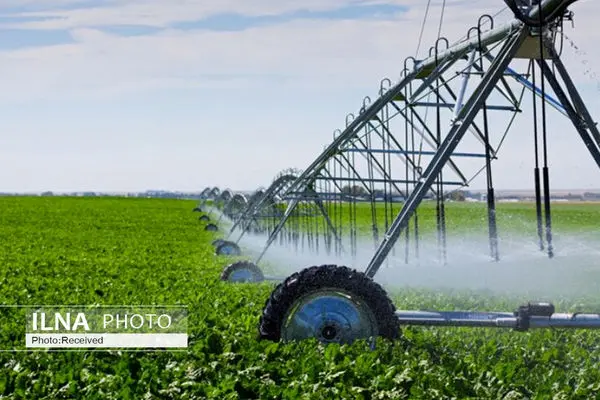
[229,268,256,282]
[281,290,377,343]
[219,245,237,255]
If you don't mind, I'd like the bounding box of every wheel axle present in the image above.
[394,305,600,330]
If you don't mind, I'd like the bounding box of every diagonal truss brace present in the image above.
[251,20,528,267]
[364,26,529,278]
[255,186,344,264]
[283,20,524,198]
[539,49,600,167]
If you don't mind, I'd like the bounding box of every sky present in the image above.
[1,0,600,193]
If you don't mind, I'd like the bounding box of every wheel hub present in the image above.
[228,268,255,282]
[318,321,342,341]
[282,290,377,343]
[221,245,235,255]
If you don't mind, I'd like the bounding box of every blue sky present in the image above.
[0,3,407,50]
[1,0,600,193]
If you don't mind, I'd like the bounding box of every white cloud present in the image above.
[0,1,597,105]
[0,2,511,102]
[0,0,506,33]
[1,0,600,192]
[0,0,91,7]
[1,0,403,30]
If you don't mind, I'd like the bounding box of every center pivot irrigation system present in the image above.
[196,0,600,344]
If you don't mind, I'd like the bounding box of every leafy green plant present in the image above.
[0,197,599,399]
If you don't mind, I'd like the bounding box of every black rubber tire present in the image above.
[215,241,242,256]
[205,223,218,232]
[220,261,264,282]
[258,265,400,342]
[212,239,225,248]
[199,215,210,222]
[193,207,203,212]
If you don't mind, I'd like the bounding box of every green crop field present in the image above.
[1,196,600,399]
[268,200,600,241]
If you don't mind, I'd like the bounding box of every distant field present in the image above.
[0,196,599,399]
[283,199,600,241]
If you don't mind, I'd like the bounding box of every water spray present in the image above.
[200,0,600,345]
